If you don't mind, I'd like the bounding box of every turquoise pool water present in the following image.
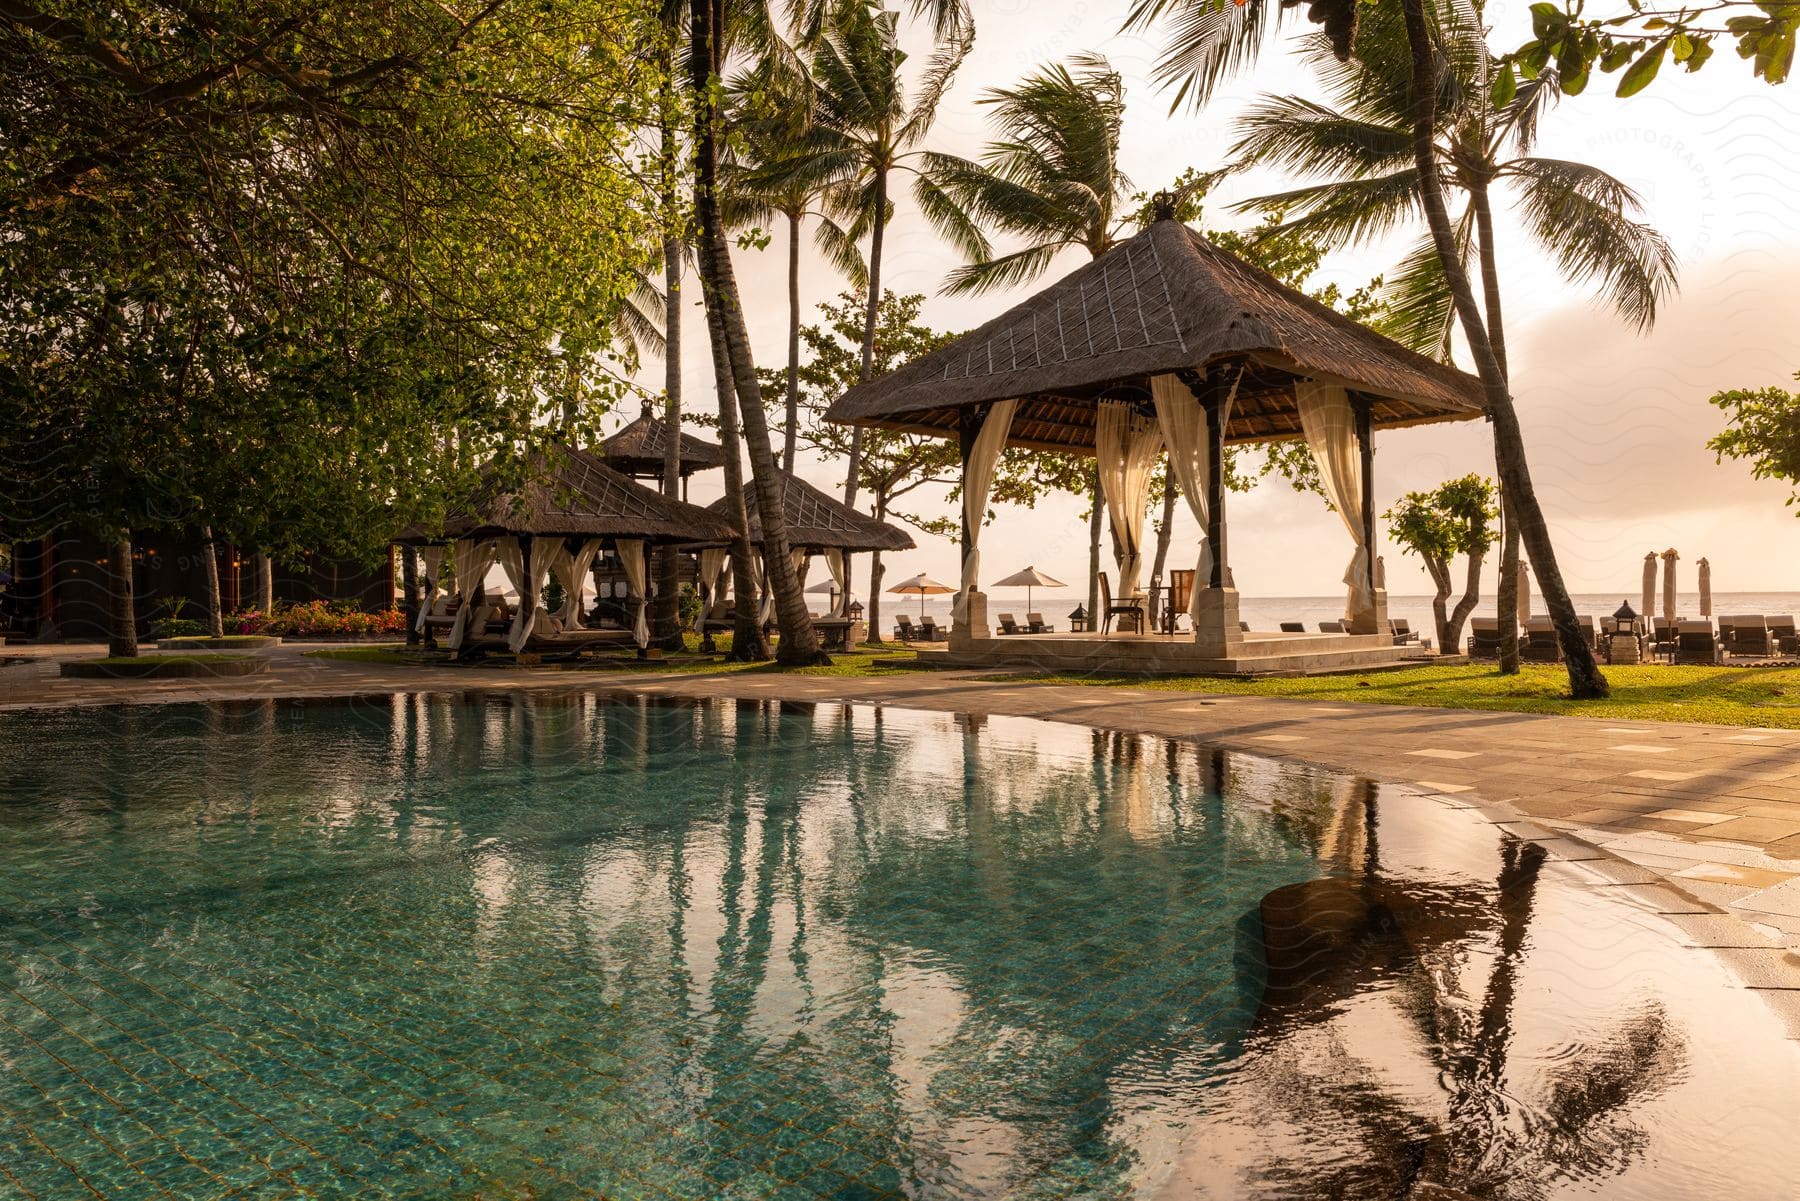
[3,693,1799,1199]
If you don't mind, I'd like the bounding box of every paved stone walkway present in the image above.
[8,640,1800,965]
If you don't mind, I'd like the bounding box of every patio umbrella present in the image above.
[888,573,955,621]
[1661,548,1679,623]
[1515,558,1531,625]
[806,579,839,613]
[1641,552,1657,620]
[992,565,1067,614]
[1698,557,1712,618]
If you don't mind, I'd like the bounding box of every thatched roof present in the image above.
[402,443,735,545]
[707,470,914,553]
[599,401,726,477]
[825,215,1486,452]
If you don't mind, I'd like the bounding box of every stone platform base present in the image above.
[915,630,1433,678]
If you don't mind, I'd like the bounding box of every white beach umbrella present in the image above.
[991,565,1067,614]
[1662,548,1680,623]
[1641,552,1657,620]
[888,573,956,621]
[1698,557,1712,618]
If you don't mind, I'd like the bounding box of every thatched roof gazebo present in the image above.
[825,201,1486,669]
[598,400,726,497]
[401,442,733,654]
[703,468,913,620]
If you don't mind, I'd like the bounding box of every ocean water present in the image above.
[2,694,1797,1198]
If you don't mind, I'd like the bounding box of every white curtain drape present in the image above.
[754,551,773,625]
[790,549,808,594]
[955,399,1019,623]
[508,539,556,652]
[825,550,849,616]
[698,548,728,604]
[617,539,650,646]
[1096,400,1165,603]
[1296,382,1373,626]
[1151,373,1237,623]
[557,539,601,628]
[414,545,446,633]
[447,537,497,650]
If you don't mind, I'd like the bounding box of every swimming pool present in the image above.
[1,693,1796,1198]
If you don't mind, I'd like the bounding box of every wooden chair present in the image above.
[894,614,918,642]
[1161,570,1195,635]
[1098,571,1145,635]
[997,613,1022,636]
[1649,617,1678,661]
[1026,612,1054,633]
[918,619,944,642]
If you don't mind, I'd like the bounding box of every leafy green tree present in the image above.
[1708,371,1800,507]
[1385,474,1500,652]
[1,0,665,653]
[779,0,974,507]
[1504,0,1798,96]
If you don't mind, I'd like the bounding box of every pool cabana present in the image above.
[825,200,1486,675]
[400,442,734,656]
[703,468,914,646]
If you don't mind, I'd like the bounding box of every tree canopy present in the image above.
[1709,371,1800,510]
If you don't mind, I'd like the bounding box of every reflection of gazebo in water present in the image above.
[826,197,1486,675]
[702,468,913,647]
[399,442,732,656]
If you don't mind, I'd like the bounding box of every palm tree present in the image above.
[725,54,866,475]
[1135,0,1668,697]
[780,0,974,509]
[689,0,826,664]
[1227,6,1674,676]
[923,54,1136,622]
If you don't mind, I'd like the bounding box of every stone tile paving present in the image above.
[9,641,1800,975]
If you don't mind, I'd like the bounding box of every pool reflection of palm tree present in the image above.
[1243,780,1682,1197]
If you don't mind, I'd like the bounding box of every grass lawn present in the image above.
[304,642,1800,729]
[994,662,1800,729]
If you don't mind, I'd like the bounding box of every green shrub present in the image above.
[151,617,208,640]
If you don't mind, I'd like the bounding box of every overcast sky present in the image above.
[626,0,1800,600]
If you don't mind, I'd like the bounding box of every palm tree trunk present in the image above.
[1148,478,1177,629]
[703,250,769,662]
[654,231,686,652]
[1400,0,1606,698]
[784,209,801,475]
[868,485,891,645]
[844,169,888,510]
[199,526,224,639]
[254,552,273,613]
[1471,181,1521,673]
[691,0,824,665]
[108,531,137,657]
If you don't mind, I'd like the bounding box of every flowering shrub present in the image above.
[226,602,407,638]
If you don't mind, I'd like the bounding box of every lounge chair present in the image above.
[1769,615,1798,654]
[1675,619,1722,664]
[1649,617,1678,662]
[1026,612,1055,633]
[918,619,945,642]
[1467,617,1503,658]
[1098,571,1145,635]
[1319,620,1344,633]
[1576,615,1599,651]
[1521,616,1560,662]
[1279,621,1306,633]
[997,613,1022,636]
[1391,618,1420,644]
[1721,614,1772,658]
[894,614,919,642]
[699,598,733,635]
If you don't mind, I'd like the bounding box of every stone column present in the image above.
[1346,396,1391,637]
[1194,375,1244,658]
[951,406,991,647]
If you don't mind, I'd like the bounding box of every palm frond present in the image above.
[940,241,1066,296]
[1372,225,1472,362]
[1228,94,1415,180]
[1239,168,1424,247]
[611,268,668,363]
[911,170,993,264]
[1504,157,1678,330]
[1125,0,1291,111]
[811,213,868,287]
[897,14,974,148]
